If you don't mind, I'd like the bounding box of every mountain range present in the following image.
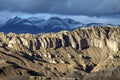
[0,16,118,34]
[0,26,119,80]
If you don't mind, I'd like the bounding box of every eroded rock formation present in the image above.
[6,26,120,52]
[0,26,119,80]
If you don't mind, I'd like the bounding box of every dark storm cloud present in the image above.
[0,0,120,15]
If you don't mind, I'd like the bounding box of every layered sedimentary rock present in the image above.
[0,26,119,80]
[6,26,120,52]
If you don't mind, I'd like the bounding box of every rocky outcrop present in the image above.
[0,26,120,80]
[6,26,120,52]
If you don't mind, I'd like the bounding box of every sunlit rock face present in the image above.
[7,26,120,52]
[0,26,120,80]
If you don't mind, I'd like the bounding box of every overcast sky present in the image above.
[0,0,120,24]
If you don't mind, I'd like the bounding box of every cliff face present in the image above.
[6,26,120,52]
[0,26,120,80]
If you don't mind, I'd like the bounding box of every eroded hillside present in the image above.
[0,26,120,80]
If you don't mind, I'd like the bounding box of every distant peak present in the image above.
[27,17,45,21]
[13,16,21,20]
[28,17,39,19]
[49,17,62,21]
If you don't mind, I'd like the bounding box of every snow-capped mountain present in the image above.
[37,17,72,32]
[86,23,116,27]
[0,17,40,34]
[63,18,84,28]
[27,17,45,27]
[27,17,83,29]
[0,16,118,34]
[0,16,85,33]
[4,17,35,26]
[27,17,84,30]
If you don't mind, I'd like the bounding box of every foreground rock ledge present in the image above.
[0,26,120,80]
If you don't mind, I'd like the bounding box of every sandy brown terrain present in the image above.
[0,26,119,80]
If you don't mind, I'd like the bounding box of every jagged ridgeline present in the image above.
[0,26,120,80]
